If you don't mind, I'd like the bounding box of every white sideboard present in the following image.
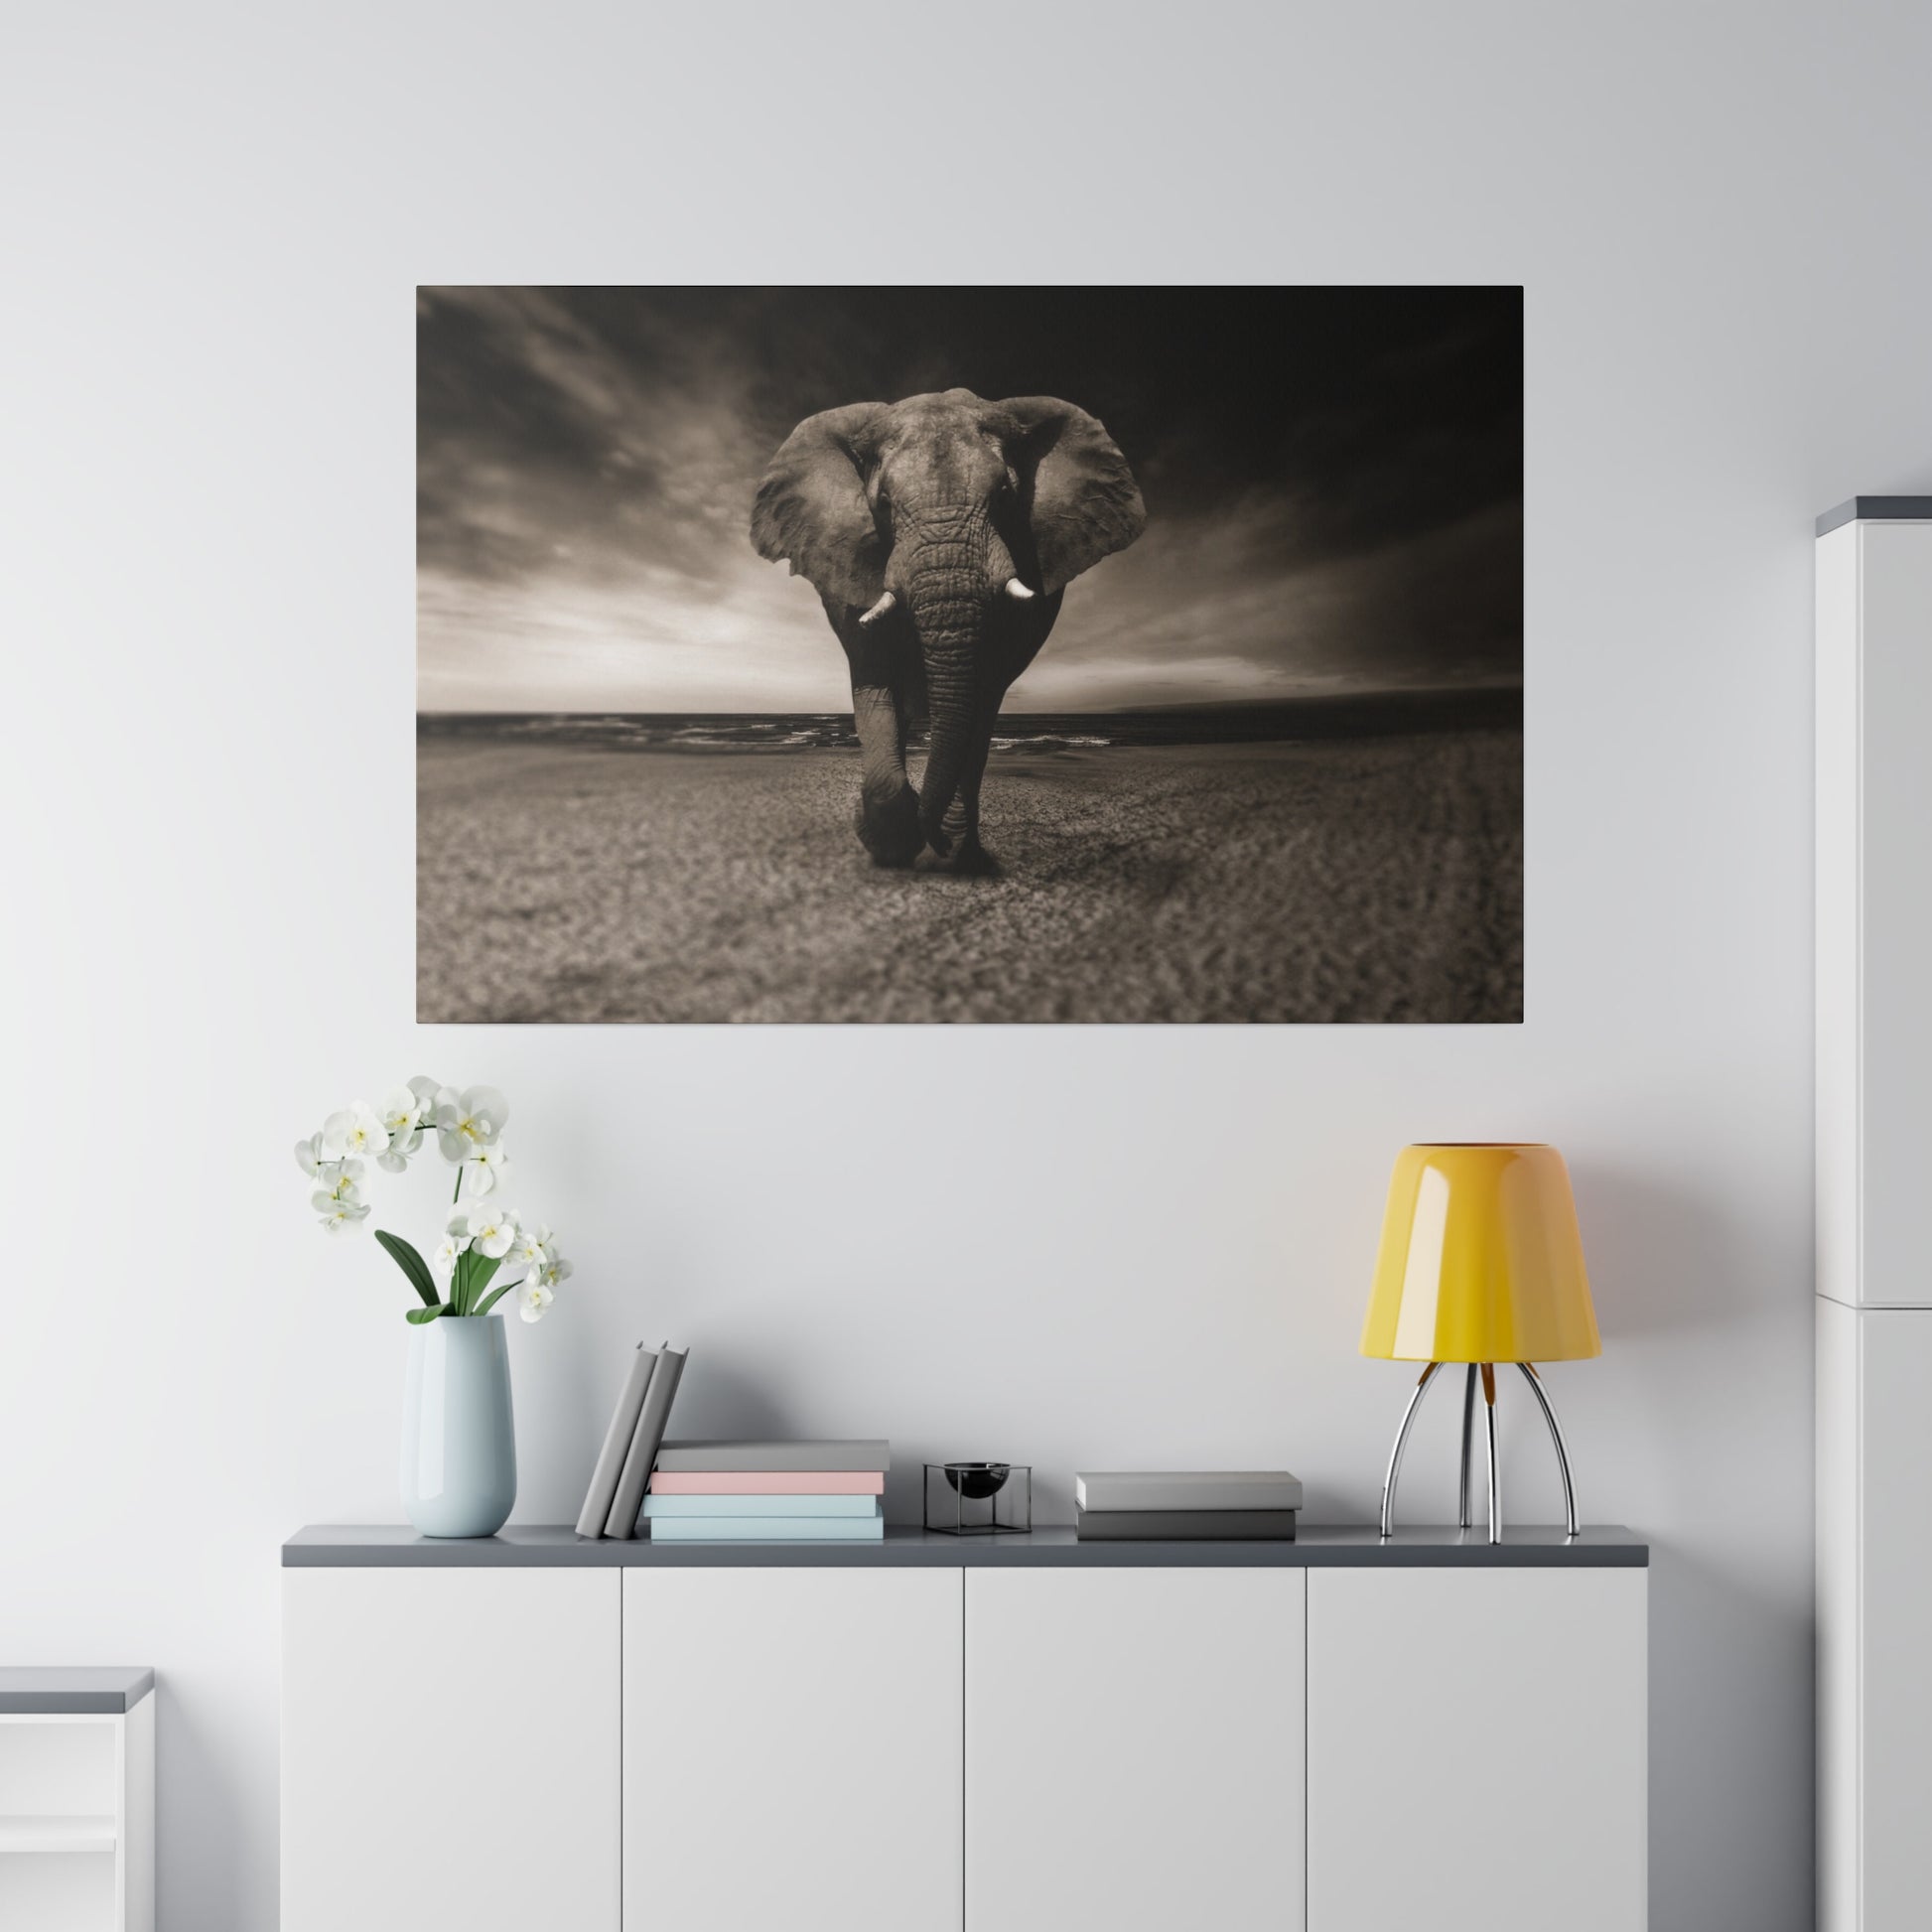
[1815,499,1932,1932]
[967,1566,1305,1931]
[281,1568,619,1932]
[283,1525,1646,1932]
[624,1566,961,1932]
[1308,1568,1646,1932]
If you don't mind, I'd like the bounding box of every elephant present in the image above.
[751,388,1145,870]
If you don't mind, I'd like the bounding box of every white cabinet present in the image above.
[281,1569,621,1932]
[0,1686,152,1932]
[1307,1568,1647,1932]
[1817,510,1932,1312]
[1818,1300,1932,1930]
[1816,501,1932,1932]
[965,1568,1305,1932]
[621,1568,961,1932]
[282,1536,1645,1932]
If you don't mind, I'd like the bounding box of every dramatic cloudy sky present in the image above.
[418,287,1521,714]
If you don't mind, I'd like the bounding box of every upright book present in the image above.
[604,1343,689,1539]
[575,1342,657,1539]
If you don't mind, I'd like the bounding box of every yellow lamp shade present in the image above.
[1361,1145,1599,1364]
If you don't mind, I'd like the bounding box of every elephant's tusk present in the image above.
[858,591,897,626]
[1004,579,1035,602]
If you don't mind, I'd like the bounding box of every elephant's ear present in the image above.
[998,397,1146,596]
[751,403,893,610]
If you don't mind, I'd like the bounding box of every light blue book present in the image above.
[640,1493,882,1520]
[647,1515,887,1543]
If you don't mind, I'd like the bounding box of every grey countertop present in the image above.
[0,1667,154,1714]
[286,1524,1646,1569]
[1817,495,1932,535]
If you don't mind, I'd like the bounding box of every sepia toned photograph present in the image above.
[418,286,1523,1023]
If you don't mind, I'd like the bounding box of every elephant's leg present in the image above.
[935,710,998,874]
[835,600,923,868]
[850,679,922,867]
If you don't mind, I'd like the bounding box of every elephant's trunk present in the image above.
[904,511,1012,855]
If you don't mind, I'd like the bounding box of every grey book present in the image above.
[1075,1470,1305,1513]
[574,1343,658,1539]
[1074,1507,1298,1541]
[605,1344,689,1539]
[652,1439,890,1473]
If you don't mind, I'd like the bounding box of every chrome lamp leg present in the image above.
[1481,1362,1501,1544]
[1457,1364,1477,1529]
[1518,1362,1580,1537]
[1378,1361,1442,1539]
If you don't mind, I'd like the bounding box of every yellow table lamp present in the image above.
[1363,1144,1598,1543]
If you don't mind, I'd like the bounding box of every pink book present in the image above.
[647,1469,886,1495]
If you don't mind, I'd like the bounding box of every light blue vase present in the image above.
[401,1315,517,1538]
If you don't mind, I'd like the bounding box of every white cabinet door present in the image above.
[282,1569,621,1932]
[1308,1568,1645,1932]
[1819,1295,1861,1932]
[1819,518,1932,1311]
[1860,1309,1932,1926]
[965,1567,1306,1932]
[1856,526,1932,1307]
[623,1567,961,1932]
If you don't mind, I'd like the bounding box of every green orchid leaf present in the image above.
[466,1254,503,1311]
[404,1303,447,1325]
[374,1229,440,1309]
[473,1279,517,1318]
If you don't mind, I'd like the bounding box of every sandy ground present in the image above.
[417,732,1522,1024]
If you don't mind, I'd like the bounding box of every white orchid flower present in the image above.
[435,1085,508,1163]
[296,1080,564,1324]
[316,1192,370,1235]
[466,1206,518,1260]
[461,1144,513,1197]
[360,1088,424,1172]
[312,1159,365,1205]
[508,1221,552,1270]
[322,1101,388,1162]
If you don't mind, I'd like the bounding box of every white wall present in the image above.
[4,4,1930,1926]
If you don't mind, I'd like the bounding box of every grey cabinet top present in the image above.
[1817,497,1932,536]
[0,1667,154,1714]
[285,1524,1646,1569]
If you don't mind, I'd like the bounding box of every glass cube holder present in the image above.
[924,1462,1032,1535]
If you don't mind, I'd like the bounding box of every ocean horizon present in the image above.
[417,686,1522,755]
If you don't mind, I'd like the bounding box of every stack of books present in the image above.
[576,1340,691,1541]
[642,1441,890,1543]
[1073,1470,1303,1540]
